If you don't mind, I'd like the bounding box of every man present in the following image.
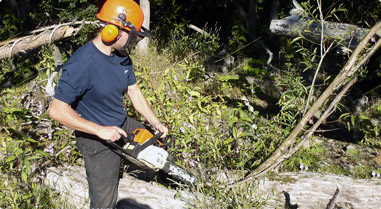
[49,0,168,208]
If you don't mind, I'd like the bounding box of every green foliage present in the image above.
[267,0,381,186]
[156,22,220,62]
[277,69,308,127]
[357,99,381,147]
[0,86,79,207]
[282,143,322,172]
[132,44,280,172]
[56,0,98,45]
[31,0,98,23]
[0,0,98,46]
[229,21,248,55]
[283,141,380,179]
[56,0,97,21]
[0,11,23,40]
[0,171,60,208]
[150,0,185,49]
[242,58,268,77]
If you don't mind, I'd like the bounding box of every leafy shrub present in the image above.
[0,48,79,207]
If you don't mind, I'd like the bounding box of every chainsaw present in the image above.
[107,128,197,185]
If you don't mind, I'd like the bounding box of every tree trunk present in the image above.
[136,0,150,54]
[247,0,258,39]
[270,17,373,50]
[235,0,258,40]
[269,0,279,21]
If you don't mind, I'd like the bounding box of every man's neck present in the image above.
[92,34,114,56]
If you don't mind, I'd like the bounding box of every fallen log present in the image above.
[270,16,379,51]
[43,165,196,208]
[43,165,381,208]
[257,172,381,209]
[0,21,98,61]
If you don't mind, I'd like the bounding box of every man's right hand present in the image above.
[96,126,127,142]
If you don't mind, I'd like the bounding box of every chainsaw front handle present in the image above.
[150,132,164,144]
[158,135,174,148]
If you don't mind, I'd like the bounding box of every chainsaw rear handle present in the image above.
[107,131,163,158]
[106,140,127,154]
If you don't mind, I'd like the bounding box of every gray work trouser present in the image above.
[76,117,145,209]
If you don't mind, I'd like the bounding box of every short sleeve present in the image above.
[120,55,136,87]
[54,66,90,105]
[127,65,137,86]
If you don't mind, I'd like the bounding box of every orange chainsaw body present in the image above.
[132,128,164,146]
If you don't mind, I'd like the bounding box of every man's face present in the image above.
[113,29,129,51]
[113,28,142,56]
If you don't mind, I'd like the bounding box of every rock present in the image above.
[345,144,357,151]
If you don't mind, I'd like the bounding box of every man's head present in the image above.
[97,0,152,55]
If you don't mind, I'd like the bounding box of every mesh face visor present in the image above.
[116,13,153,56]
[119,24,152,56]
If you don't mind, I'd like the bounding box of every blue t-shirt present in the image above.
[54,41,137,127]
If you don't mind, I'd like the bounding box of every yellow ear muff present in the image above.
[101,24,119,43]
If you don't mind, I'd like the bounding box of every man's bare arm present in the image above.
[127,83,168,137]
[49,98,126,142]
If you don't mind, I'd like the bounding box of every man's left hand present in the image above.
[153,122,168,138]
